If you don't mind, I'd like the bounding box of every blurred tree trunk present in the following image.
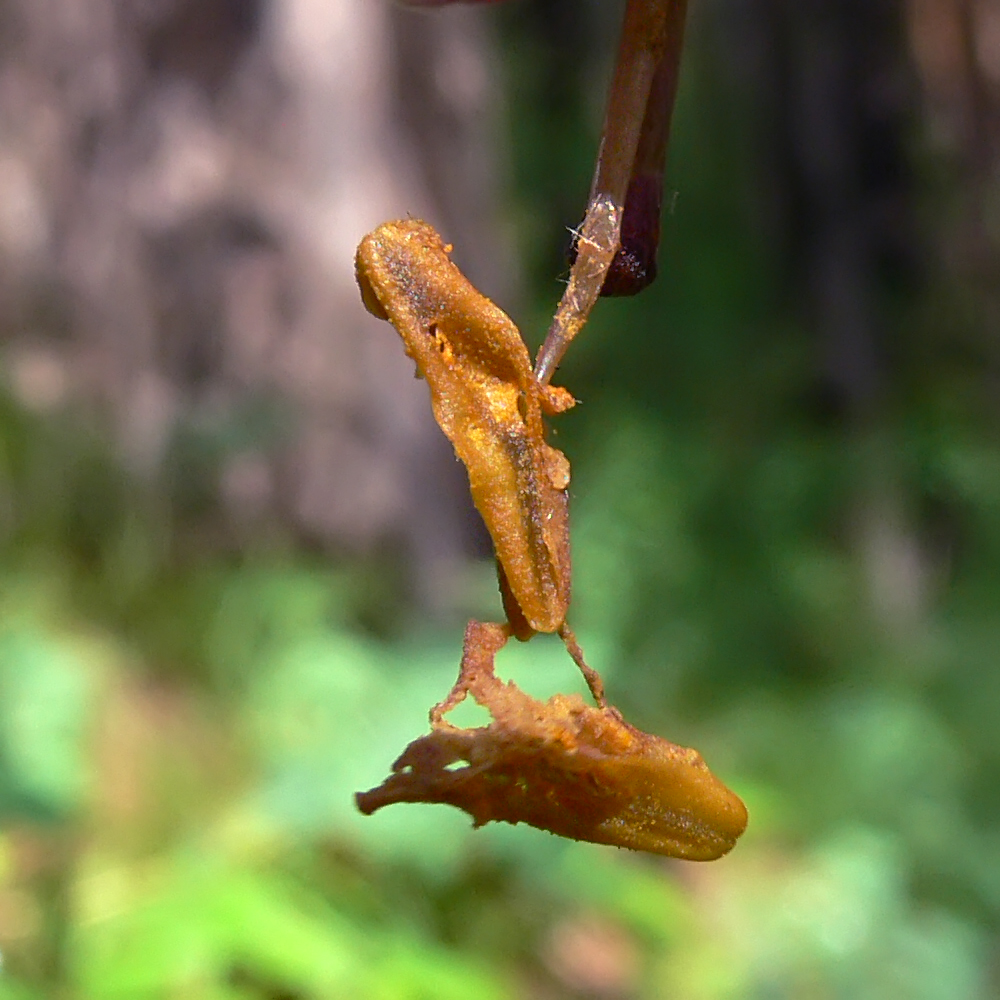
[907,0,1000,368]
[714,0,913,415]
[0,0,507,610]
[713,0,1000,409]
[710,0,943,631]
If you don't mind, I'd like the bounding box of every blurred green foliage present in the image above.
[0,6,999,1000]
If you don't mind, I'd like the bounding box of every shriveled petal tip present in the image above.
[356,679,747,861]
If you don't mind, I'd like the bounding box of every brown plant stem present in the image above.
[535,0,688,384]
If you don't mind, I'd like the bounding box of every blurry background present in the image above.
[0,0,998,996]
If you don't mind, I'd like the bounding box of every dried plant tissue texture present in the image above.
[355,223,747,860]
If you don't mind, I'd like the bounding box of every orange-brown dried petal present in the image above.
[356,622,748,861]
[355,220,574,633]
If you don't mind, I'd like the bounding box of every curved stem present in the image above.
[535,0,688,384]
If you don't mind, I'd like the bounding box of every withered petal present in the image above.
[356,629,747,861]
